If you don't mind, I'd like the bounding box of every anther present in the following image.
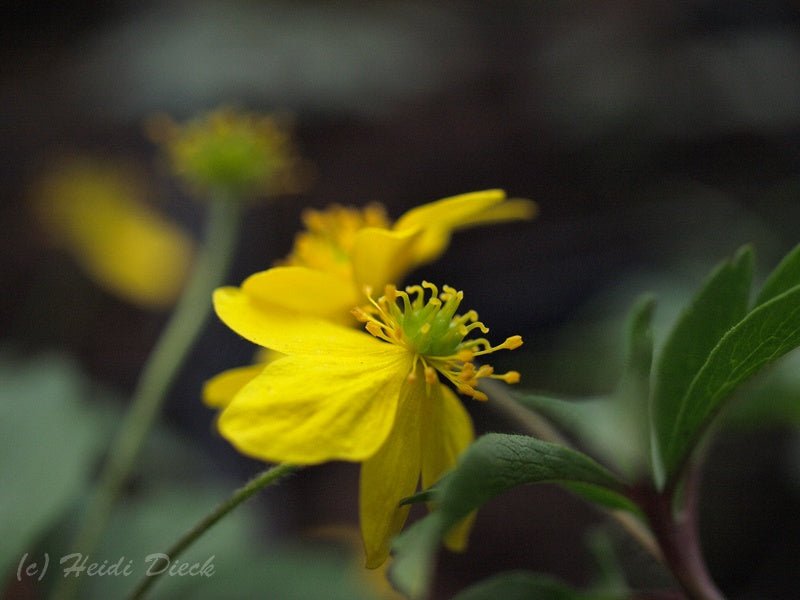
[475,365,494,378]
[497,371,520,384]
[365,322,383,337]
[456,349,474,362]
[424,366,437,384]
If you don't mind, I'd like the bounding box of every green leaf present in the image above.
[0,352,107,585]
[451,571,623,600]
[429,434,626,525]
[660,282,800,479]
[607,295,655,477]
[651,246,754,487]
[496,394,640,512]
[560,482,641,515]
[723,350,800,428]
[390,434,627,599]
[515,295,656,480]
[390,513,443,600]
[755,242,800,306]
[619,295,657,394]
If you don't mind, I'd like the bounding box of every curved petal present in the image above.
[393,189,508,231]
[351,226,422,293]
[241,266,358,321]
[202,364,265,409]
[360,378,426,568]
[218,351,410,464]
[421,384,475,552]
[393,190,508,265]
[213,286,383,356]
[452,198,538,229]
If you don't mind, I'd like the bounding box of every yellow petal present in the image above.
[218,351,410,464]
[89,213,194,308]
[351,226,422,293]
[452,198,538,229]
[34,160,194,308]
[420,384,475,553]
[241,266,358,321]
[420,384,474,491]
[442,511,476,554]
[253,347,285,364]
[202,364,265,409]
[393,190,507,265]
[360,378,426,568]
[213,286,382,355]
[393,189,508,231]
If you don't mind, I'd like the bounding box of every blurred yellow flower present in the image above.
[149,107,304,200]
[213,281,522,567]
[33,159,194,309]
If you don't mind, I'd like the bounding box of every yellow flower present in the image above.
[149,107,305,200]
[235,190,536,323]
[213,281,522,567]
[202,189,533,407]
[33,159,194,309]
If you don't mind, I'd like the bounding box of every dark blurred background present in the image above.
[3,1,800,598]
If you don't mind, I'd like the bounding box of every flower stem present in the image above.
[638,466,724,600]
[126,463,298,600]
[53,198,241,600]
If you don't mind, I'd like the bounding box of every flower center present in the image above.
[284,203,390,277]
[353,282,522,400]
[149,107,301,198]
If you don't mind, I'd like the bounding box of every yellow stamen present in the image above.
[357,282,523,401]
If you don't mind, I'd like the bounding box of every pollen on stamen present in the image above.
[496,371,521,384]
[457,384,488,402]
[355,281,524,401]
[383,284,398,302]
[365,322,385,339]
[458,362,476,381]
[351,306,369,321]
[475,365,494,378]
[424,365,437,384]
[456,349,474,361]
[502,335,524,350]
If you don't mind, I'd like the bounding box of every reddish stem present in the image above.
[635,468,725,600]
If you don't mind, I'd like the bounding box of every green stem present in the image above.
[126,463,298,600]
[53,198,241,600]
